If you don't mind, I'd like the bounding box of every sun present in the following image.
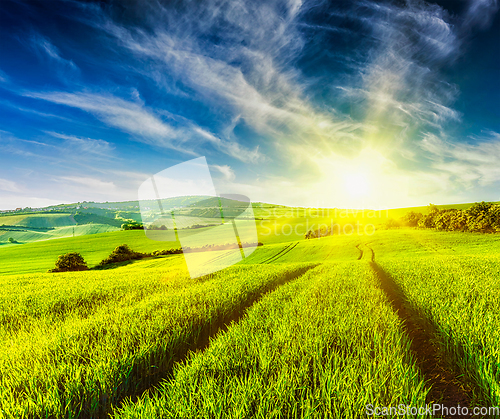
[343,172,371,198]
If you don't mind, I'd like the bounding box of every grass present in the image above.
[0,261,314,418]
[0,213,76,228]
[0,220,367,275]
[0,222,499,418]
[0,223,120,247]
[376,253,500,406]
[241,235,361,264]
[0,230,178,275]
[113,262,429,419]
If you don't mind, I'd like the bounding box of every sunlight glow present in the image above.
[343,172,370,198]
[313,147,412,209]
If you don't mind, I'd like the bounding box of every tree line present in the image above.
[402,202,500,233]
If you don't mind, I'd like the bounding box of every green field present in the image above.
[2,200,489,248]
[0,212,123,247]
[0,206,499,418]
[0,213,76,228]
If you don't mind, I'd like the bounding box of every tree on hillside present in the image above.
[49,252,88,272]
[404,202,499,233]
[402,211,422,227]
[467,201,493,218]
[428,204,440,214]
[488,205,500,232]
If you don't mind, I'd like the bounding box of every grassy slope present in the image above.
[0,218,349,274]
[0,224,119,246]
[0,230,178,275]
[114,262,429,419]
[0,262,314,418]
[371,229,500,405]
[0,220,499,417]
[0,213,76,228]
[1,200,495,247]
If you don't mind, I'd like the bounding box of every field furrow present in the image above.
[0,263,315,418]
[365,244,474,415]
[376,254,500,407]
[113,262,430,419]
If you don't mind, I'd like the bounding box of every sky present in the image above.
[0,0,498,210]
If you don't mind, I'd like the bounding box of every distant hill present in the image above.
[1,198,498,246]
[0,213,76,228]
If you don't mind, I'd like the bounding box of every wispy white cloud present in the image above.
[464,0,499,29]
[28,91,175,141]
[338,1,461,153]
[0,99,74,121]
[29,33,80,79]
[421,131,500,187]
[0,131,113,170]
[94,1,368,160]
[0,178,21,193]
[45,132,115,157]
[27,91,261,162]
[193,127,261,163]
[210,164,236,182]
[0,69,9,84]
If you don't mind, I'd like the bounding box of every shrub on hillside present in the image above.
[401,211,423,227]
[449,210,468,232]
[49,252,88,272]
[145,224,168,230]
[152,248,183,256]
[97,244,149,266]
[121,222,144,230]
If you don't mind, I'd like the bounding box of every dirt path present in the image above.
[355,244,363,260]
[364,244,478,418]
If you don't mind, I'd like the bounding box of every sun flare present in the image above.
[343,172,371,198]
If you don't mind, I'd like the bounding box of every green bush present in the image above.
[121,222,144,230]
[401,211,423,227]
[49,252,88,273]
[97,244,149,267]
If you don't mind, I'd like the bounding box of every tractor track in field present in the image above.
[261,241,299,264]
[323,243,339,260]
[364,244,477,418]
[355,244,363,260]
[110,263,316,417]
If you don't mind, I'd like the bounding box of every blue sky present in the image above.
[0,0,498,210]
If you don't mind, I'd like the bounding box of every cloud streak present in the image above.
[0,178,20,193]
[28,33,80,81]
[94,0,370,160]
[45,132,115,158]
[421,131,500,188]
[27,91,261,162]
